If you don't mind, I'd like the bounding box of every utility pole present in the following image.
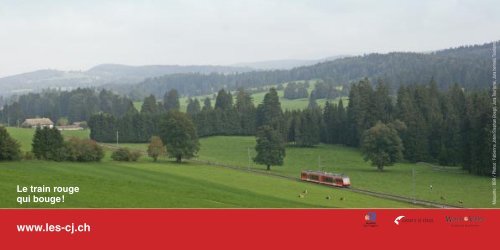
[318,156,321,171]
[116,131,119,147]
[412,167,416,204]
[247,147,251,170]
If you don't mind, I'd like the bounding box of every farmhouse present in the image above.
[21,118,54,128]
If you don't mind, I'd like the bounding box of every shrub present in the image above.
[57,117,69,126]
[129,150,142,162]
[65,137,104,162]
[78,121,88,129]
[111,147,141,162]
[24,151,35,160]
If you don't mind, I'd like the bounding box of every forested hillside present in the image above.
[119,42,498,99]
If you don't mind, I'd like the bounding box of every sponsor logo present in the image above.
[393,215,434,225]
[364,212,378,227]
[394,215,405,225]
[445,215,485,227]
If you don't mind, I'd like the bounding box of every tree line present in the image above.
[343,79,495,175]
[0,88,135,125]
[283,81,309,99]
[87,78,494,175]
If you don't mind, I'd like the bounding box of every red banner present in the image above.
[1,209,497,249]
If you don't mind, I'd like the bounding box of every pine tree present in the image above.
[285,111,298,143]
[296,109,320,147]
[186,98,201,116]
[214,89,233,110]
[373,80,393,123]
[0,126,21,161]
[235,89,256,135]
[202,97,212,112]
[163,89,180,112]
[256,88,285,138]
[322,102,334,144]
[463,92,491,175]
[448,83,467,166]
[307,93,319,110]
[32,127,66,161]
[141,95,159,114]
[346,79,375,146]
[395,85,429,162]
[438,94,461,165]
[424,80,444,161]
[337,99,347,144]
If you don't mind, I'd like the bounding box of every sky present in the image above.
[0,0,499,77]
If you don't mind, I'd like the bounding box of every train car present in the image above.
[300,170,351,187]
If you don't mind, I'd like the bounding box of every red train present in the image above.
[300,170,351,187]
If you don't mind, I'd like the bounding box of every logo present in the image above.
[365,212,376,222]
[394,215,405,225]
[445,215,485,227]
[393,215,434,225]
[364,212,378,227]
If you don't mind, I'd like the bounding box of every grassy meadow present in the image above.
[104,135,495,208]
[1,127,413,208]
[8,127,89,152]
[3,127,494,208]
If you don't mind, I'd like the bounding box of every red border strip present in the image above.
[1,209,497,249]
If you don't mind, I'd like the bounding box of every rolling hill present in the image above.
[121,41,498,99]
[0,64,253,96]
[231,55,349,70]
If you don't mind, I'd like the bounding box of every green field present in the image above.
[7,127,89,152]
[1,127,413,208]
[3,127,494,208]
[104,136,495,208]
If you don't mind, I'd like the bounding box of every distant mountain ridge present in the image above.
[2,41,497,98]
[0,55,350,96]
[232,55,349,70]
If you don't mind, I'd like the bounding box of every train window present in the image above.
[324,177,333,183]
[309,175,319,180]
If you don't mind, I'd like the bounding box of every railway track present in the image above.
[189,159,461,208]
[100,143,461,208]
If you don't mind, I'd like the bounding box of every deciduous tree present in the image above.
[159,111,199,162]
[361,122,403,171]
[147,136,166,162]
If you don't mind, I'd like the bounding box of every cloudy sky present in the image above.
[0,0,499,77]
